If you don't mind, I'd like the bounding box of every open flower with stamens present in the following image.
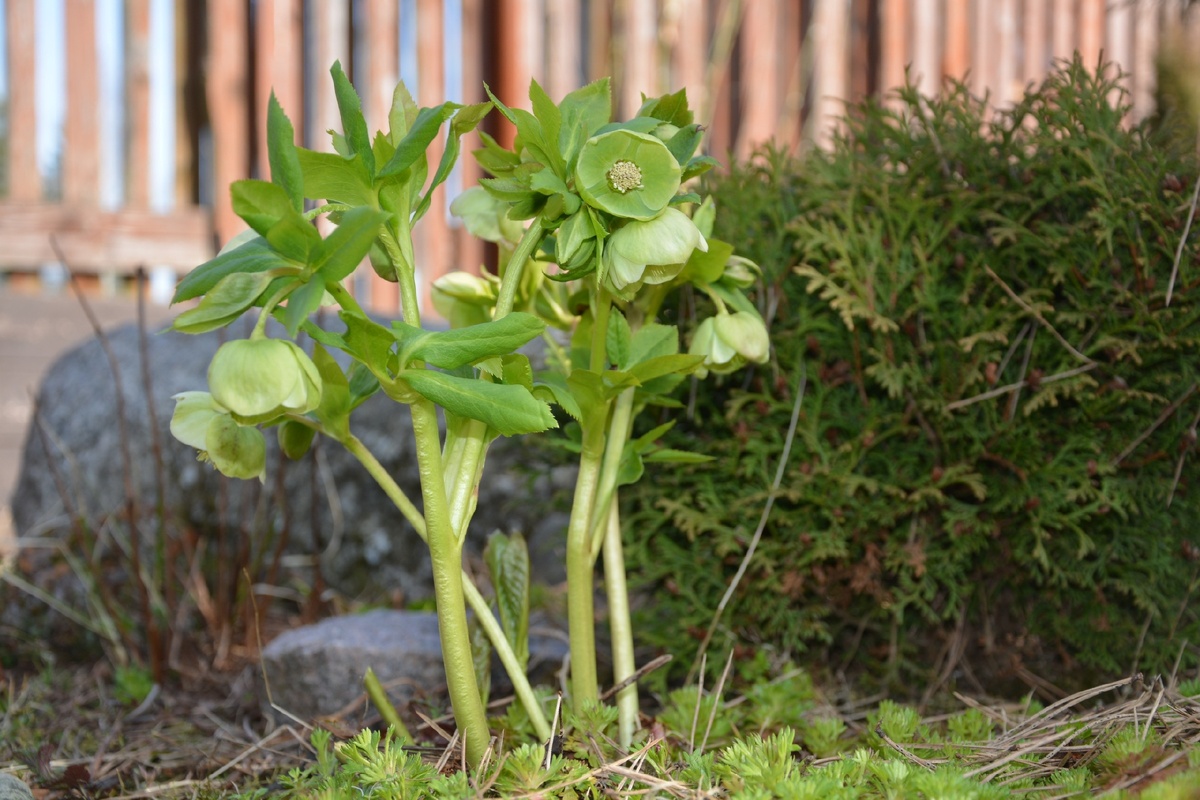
[574,130,682,221]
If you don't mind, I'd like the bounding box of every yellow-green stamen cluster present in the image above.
[607,160,644,194]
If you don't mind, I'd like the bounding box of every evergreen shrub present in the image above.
[625,58,1200,691]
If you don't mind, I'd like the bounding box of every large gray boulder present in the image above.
[8,318,572,624]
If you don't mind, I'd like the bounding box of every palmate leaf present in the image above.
[402,371,557,436]
[297,147,375,207]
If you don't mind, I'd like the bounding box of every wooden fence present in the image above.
[1,0,1195,314]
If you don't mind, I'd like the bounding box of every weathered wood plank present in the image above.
[1050,0,1075,64]
[206,0,250,245]
[943,0,968,83]
[736,0,779,159]
[64,0,100,206]
[546,0,582,101]
[880,0,909,104]
[1131,0,1159,122]
[415,0,449,317]
[127,0,152,207]
[811,0,850,150]
[0,205,212,271]
[620,0,658,117]
[365,0,401,313]
[255,0,305,179]
[1077,0,1105,70]
[910,0,939,96]
[6,0,40,201]
[456,0,486,284]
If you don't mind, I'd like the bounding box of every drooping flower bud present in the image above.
[432,271,498,328]
[689,310,770,378]
[170,391,266,480]
[602,207,707,293]
[450,186,526,246]
[574,130,682,221]
[207,338,322,422]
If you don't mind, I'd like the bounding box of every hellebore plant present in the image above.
[169,65,768,767]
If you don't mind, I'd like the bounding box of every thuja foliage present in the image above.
[625,58,1200,688]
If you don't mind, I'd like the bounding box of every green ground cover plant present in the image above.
[626,57,1200,694]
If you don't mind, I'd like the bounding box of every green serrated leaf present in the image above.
[500,353,533,390]
[283,278,326,337]
[683,238,735,284]
[330,61,375,178]
[529,79,566,178]
[682,154,720,182]
[665,123,704,165]
[340,310,397,376]
[484,532,530,673]
[173,237,297,304]
[311,342,351,440]
[628,323,680,366]
[392,312,545,370]
[402,370,557,436]
[643,447,715,464]
[297,147,375,206]
[388,81,419,141]
[310,207,389,282]
[267,93,304,211]
[628,353,705,384]
[378,102,461,178]
[173,271,277,334]
[558,78,612,169]
[265,210,322,263]
[231,179,298,238]
[533,373,582,421]
[412,101,493,222]
[607,309,632,370]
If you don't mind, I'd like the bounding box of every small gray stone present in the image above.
[259,609,568,721]
[0,774,34,800]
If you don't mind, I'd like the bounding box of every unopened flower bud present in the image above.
[207,338,322,422]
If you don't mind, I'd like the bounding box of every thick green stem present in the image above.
[590,288,612,372]
[602,499,638,749]
[345,424,551,741]
[409,399,490,768]
[446,217,547,536]
[589,388,636,561]
[461,579,552,740]
[565,422,607,711]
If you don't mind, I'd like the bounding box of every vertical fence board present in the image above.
[64,0,99,205]
[777,0,805,152]
[1023,0,1047,85]
[255,0,306,180]
[415,0,449,315]
[314,0,350,147]
[495,0,541,148]
[669,0,707,121]
[1077,0,1104,70]
[735,0,778,159]
[943,0,968,83]
[620,0,658,117]
[456,0,486,281]
[546,0,582,101]
[364,0,400,313]
[1105,0,1133,111]
[127,0,152,207]
[996,0,1019,106]
[1050,0,1075,64]
[7,0,39,200]
[207,0,249,244]
[704,0,741,157]
[910,0,939,96]
[971,0,996,99]
[880,0,908,103]
[1131,0,1159,122]
[811,0,850,150]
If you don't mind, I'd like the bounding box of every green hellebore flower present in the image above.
[170,391,266,480]
[432,271,497,328]
[689,310,770,378]
[722,255,762,289]
[450,187,526,245]
[603,207,707,292]
[574,130,681,221]
[207,338,322,422]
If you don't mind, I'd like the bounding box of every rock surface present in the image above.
[259,609,567,720]
[6,318,573,642]
[0,775,34,800]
